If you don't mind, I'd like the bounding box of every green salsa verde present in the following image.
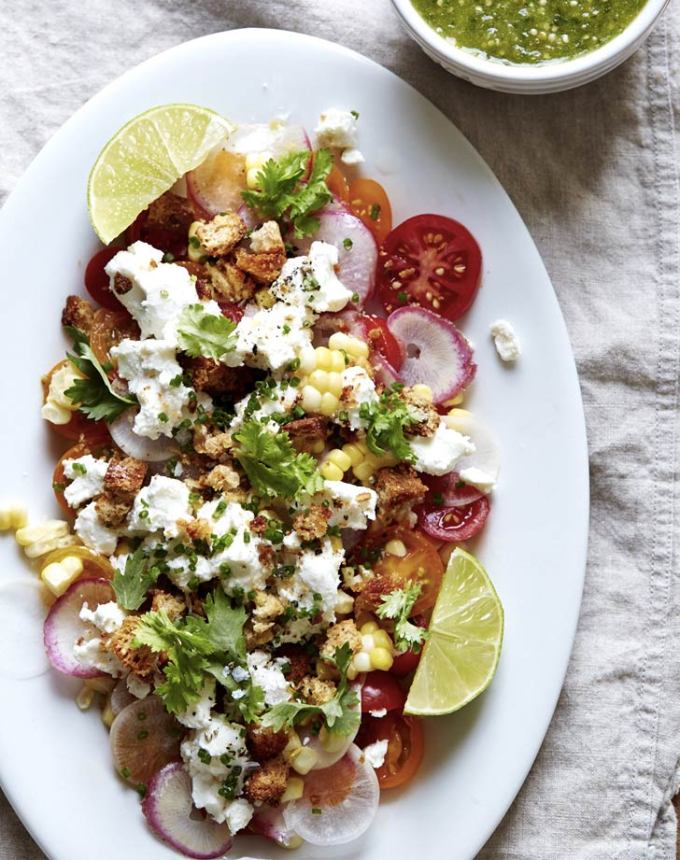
[412,0,647,63]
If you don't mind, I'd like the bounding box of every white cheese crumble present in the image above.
[112,338,200,440]
[246,650,291,706]
[490,319,521,362]
[74,502,119,555]
[339,365,379,431]
[409,419,475,476]
[73,636,123,676]
[176,680,216,729]
[363,739,389,769]
[271,241,353,313]
[126,674,151,699]
[323,480,378,530]
[278,538,345,623]
[230,381,300,435]
[458,466,497,493]
[128,475,191,538]
[79,601,126,634]
[230,302,314,373]
[315,108,364,166]
[62,455,109,508]
[106,241,199,342]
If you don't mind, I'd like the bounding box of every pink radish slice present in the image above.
[225,123,310,159]
[298,682,363,770]
[296,202,377,306]
[424,471,486,507]
[111,696,184,786]
[186,149,247,219]
[250,805,302,849]
[386,306,476,403]
[282,745,379,846]
[109,409,177,463]
[143,762,233,859]
[236,203,259,231]
[43,577,115,678]
[110,679,137,716]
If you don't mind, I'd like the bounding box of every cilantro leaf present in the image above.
[64,326,135,422]
[376,583,428,652]
[112,545,160,611]
[177,304,237,360]
[205,662,265,724]
[241,149,333,239]
[261,643,360,736]
[204,589,246,661]
[359,386,417,463]
[233,419,324,500]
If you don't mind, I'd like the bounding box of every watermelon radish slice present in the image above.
[249,805,302,849]
[386,306,476,403]
[142,762,233,859]
[110,696,183,786]
[43,577,115,678]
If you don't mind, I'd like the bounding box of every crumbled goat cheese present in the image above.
[79,601,126,634]
[230,381,300,435]
[224,798,255,836]
[128,475,191,538]
[271,241,353,313]
[458,466,497,493]
[247,650,292,706]
[363,739,389,769]
[112,338,202,440]
[62,455,109,508]
[176,680,216,729]
[249,220,283,254]
[339,365,379,431]
[490,319,521,363]
[409,420,475,476]
[315,108,364,165]
[126,674,151,699]
[278,538,345,623]
[229,302,314,373]
[73,636,123,676]
[74,502,119,555]
[323,480,378,530]
[106,241,199,342]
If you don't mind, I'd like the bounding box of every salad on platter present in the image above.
[10,103,509,856]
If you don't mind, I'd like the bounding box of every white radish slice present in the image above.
[110,679,136,716]
[297,202,377,306]
[386,306,476,403]
[225,122,310,159]
[299,682,363,770]
[110,696,183,786]
[109,409,177,463]
[186,148,247,218]
[442,409,501,487]
[142,762,233,859]
[43,577,114,678]
[249,805,302,849]
[282,744,379,846]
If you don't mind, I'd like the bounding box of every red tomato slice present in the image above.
[348,178,393,245]
[90,308,139,367]
[356,313,404,371]
[84,247,125,311]
[390,649,422,677]
[377,214,482,321]
[423,470,486,508]
[357,712,424,790]
[361,671,406,713]
[416,495,491,543]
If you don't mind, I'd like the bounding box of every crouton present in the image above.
[183,357,241,395]
[150,589,186,620]
[106,617,157,679]
[374,465,428,525]
[253,287,276,309]
[298,675,337,706]
[206,260,255,303]
[234,246,286,284]
[257,544,276,568]
[320,620,362,661]
[293,505,331,542]
[246,724,289,762]
[283,415,330,454]
[94,494,133,528]
[61,295,95,334]
[243,757,289,805]
[354,573,400,616]
[253,591,285,623]
[145,191,194,233]
[250,221,285,254]
[177,517,212,543]
[402,387,439,438]
[194,212,247,257]
[276,646,312,685]
[104,457,148,497]
[193,425,233,460]
[201,463,240,492]
[245,621,275,649]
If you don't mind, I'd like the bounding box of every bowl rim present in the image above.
[392,0,670,83]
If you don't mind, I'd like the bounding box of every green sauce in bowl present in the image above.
[411,0,648,63]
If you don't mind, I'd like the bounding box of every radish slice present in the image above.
[282,745,379,846]
[43,577,115,678]
[142,762,233,859]
[226,122,310,159]
[296,202,377,306]
[109,410,177,463]
[186,149,247,219]
[424,471,486,507]
[442,410,500,488]
[249,805,302,849]
[386,306,476,403]
[299,682,363,770]
[110,679,136,716]
[110,696,183,786]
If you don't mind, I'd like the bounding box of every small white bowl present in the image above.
[391,0,670,93]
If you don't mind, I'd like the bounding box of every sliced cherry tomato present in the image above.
[84,246,125,310]
[423,470,485,508]
[357,712,424,790]
[41,361,111,447]
[326,163,350,203]
[390,648,422,678]
[361,671,406,713]
[377,214,482,321]
[416,495,491,543]
[356,313,404,371]
[368,527,444,615]
[126,210,189,259]
[90,308,140,367]
[40,545,114,580]
[348,178,393,245]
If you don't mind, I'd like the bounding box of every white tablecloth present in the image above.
[1,1,679,857]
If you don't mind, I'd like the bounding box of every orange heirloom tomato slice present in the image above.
[90,308,140,367]
[326,163,350,203]
[357,712,425,790]
[371,527,444,615]
[348,178,393,245]
[40,545,115,581]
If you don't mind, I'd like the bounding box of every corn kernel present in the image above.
[290,746,318,775]
[319,392,339,417]
[334,590,355,614]
[315,659,337,681]
[353,462,374,483]
[360,620,379,635]
[16,520,68,547]
[283,732,302,762]
[301,385,322,413]
[309,369,329,390]
[353,652,372,674]
[0,507,27,531]
[320,461,344,481]
[298,345,316,375]
[345,337,369,359]
[309,439,326,454]
[246,167,261,188]
[372,629,393,651]
[187,221,203,262]
[411,384,433,402]
[0,512,10,531]
[281,777,305,803]
[328,332,351,351]
[385,539,407,558]
[314,347,333,371]
[329,350,345,372]
[361,634,376,651]
[327,449,352,472]
[346,664,358,681]
[370,647,394,671]
[41,556,84,596]
[329,536,343,552]
[342,443,364,467]
[85,677,116,694]
[102,701,115,729]
[326,371,344,398]
[76,686,95,711]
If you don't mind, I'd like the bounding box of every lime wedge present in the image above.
[87,104,234,244]
[404,547,504,716]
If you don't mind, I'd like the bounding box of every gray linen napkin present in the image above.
[1,1,679,858]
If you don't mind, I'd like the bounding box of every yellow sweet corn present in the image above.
[281,777,305,803]
[245,152,271,189]
[0,507,28,531]
[76,685,95,711]
[16,520,76,559]
[328,331,369,359]
[289,746,318,775]
[444,392,466,409]
[411,384,433,402]
[41,362,82,425]
[347,623,395,677]
[41,555,84,597]
[385,539,407,558]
